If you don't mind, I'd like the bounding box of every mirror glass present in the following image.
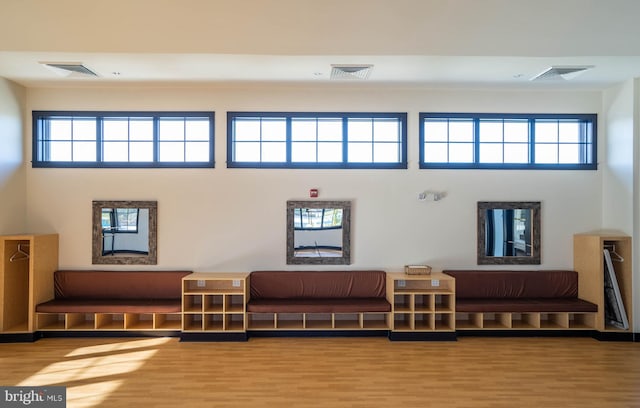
[477,201,540,265]
[287,200,351,265]
[92,200,157,265]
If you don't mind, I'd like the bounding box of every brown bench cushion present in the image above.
[36,299,182,313]
[36,270,191,314]
[248,270,391,314]
[443,270,579,299]
[247,298,391,313]
[53,270,191,300]
[250,270,387,299]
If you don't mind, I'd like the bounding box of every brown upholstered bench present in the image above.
[246,270,391,330]
[443,270,597,330]
[35,270,191,331]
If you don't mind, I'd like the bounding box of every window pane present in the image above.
[49,141,72,161]
[559,144,581,163]
[535,121,558,143]
[103,142,128,161]
[234,119,261,142]
[292,142,316,162]
[234,142,260,162]
[504,144,528,163]
[424,143,448,162]
[130,142,153,162]
[159,142,184,161]
[504,120,528,143]
[479,121,503,143]
[449,143,473,162]
[317,142,342,162]
[374,143,399,162]
[103,119,129,141]
[185,119,210,141]
[185,142,209,162]
[317,119,342,141]
[423,120,448,142]
[449,120,474,142]
[479,144,503,163]
[348,142,372,162]
[559,122,580,143]
[261,118,286,142]
[73,119,96,141]
[73,141,96,161]
[130,118,153,141]
[49,119,71,141]
[159,119,185,141]
[292,119,317,142]
[374,119,400,142]
[535,144,558,163]
[261,142,286,162]
[348,119,373,142]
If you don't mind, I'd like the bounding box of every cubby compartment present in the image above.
[414,313,434,330]
[182,314,203,331]
[394,294,412,312]
[511,313,540,329]
[66,313,95,330]
[455,312,483,329]
[204,314,224,331]
[36,313,65,330]
[434,313,455,331]
[225,295,245,314]
[482,313,511,329]
[125,313,154,330]
[304,313,333,329]
[247,313,276,330]
[204,295,223,313]
[275,313,304,329]
[434,294,454,313]
[539,313,569,329]
[183,295,203,313]
[568,313,596,329]
[414,294,432,312]
[362,313,390,329]
[394,313,413,331]
[154,313,182,330]
[333,313,361,329]
[224,314,245,331]
[96,313,125,330]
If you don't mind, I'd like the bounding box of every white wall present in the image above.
[0,78,26,234]
[24,85,603,272]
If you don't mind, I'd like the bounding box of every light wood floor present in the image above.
[1,336,639,408]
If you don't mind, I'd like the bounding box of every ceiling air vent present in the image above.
[530,65,594,81]
[330,64,373,80]
[40,62,98,77]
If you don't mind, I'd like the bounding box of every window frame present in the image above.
[419,112,597,170]
[32,111,215,168]
[227,112,408,169]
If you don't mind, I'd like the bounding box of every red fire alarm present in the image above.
[309,189,319,198]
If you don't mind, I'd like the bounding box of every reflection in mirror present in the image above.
[477,201,540,265]
[287,200,351,265]
[92,201,157,265]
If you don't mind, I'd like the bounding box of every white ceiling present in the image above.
[2,0,640,89]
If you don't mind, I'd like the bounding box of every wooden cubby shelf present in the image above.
[453,311,597,330]
[182,272,248,333]
[387,272,456,332]
[246,312,391,331]
[36,312,183,331]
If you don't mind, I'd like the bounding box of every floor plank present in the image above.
[1,336,639,407]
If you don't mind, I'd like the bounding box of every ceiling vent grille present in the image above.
[330,64,373,80]
[40,62,98,77]
[530,65,594,81]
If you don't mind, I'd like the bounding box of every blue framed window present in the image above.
[32,111,214,168]
[227,112,407,169]
[420,113,597,169]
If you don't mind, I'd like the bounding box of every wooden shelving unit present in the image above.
[246,311,390,331]
[36,312,183,331]
[453,311,596,330]
[386,272,456,333]
[0,234,58,338]
[574,232,633,333]
[182,272,248,333]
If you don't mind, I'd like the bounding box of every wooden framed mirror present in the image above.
[286,200,351,265]
[92,200,157,265]
[477,201,540,265]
